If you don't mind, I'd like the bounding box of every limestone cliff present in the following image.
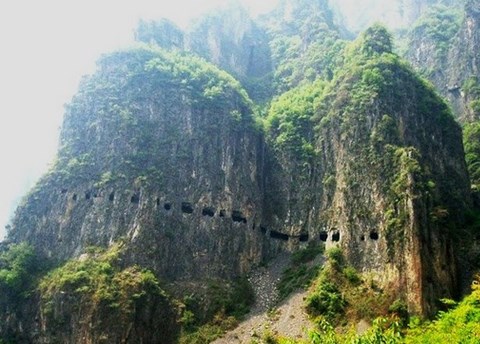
[404,0,480,122]
[263,26,471,315]
[0,2,475,342]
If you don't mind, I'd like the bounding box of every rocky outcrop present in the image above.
[135,5,273,102]
[312,26,470,315]
[9,46,267,282]
[329,0,462,34]
[1,3,475,341]
[404,0,480,121]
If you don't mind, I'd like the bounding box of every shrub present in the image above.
[305,281,346,322]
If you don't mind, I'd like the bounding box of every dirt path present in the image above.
[213,254,324,343]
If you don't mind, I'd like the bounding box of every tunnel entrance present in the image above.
[370,231,379,240]
[182,202,194,214]
[332,232,340,242]
[319,231,328,242]
[232,210,247,223]
[299,233,309,242]
[270,231,289,241]
[202,207,215,217]
[131,194,140,204]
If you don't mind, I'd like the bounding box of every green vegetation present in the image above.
[39,243,170,319]
[258,274,480,343]
[179,277,255,344]
[266,81,325,162]
[405,276,480,343]
[306,248,393,325]
[462,77,480,187]
[278,244,324,299]
[464,121,480,188]
[410,5,463,59]
[0,243,41,301]
[266,0,345,93]
[53,44,256,187]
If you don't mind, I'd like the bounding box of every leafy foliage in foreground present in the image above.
[256,275,480,343]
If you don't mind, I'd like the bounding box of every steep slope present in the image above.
[0,3,476,342]
[9,45,267,282]
[404,0,480,121]
[135,5,273,102]
[329,0,463,34]
[260,0,345,93]
[312,25,471,315]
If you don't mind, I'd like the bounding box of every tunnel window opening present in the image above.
[299,233,309,242]
[360,235,365,241]
[332,232,340,242]
[232,210,247,223]
[319,231,328,242]
[370,232,379,240]
[109,192,115,202]
[131,194,140,204]
[164,203,172,211]
[219,209,226,217]
[85,192,91,200]
[182,202,194,214]
[202,207,215,217]
[156,198,160,206]
[72,194,78,201]
[270,230,289,241]
[260,226,267,235]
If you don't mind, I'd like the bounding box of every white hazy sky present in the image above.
[0,0,280,240]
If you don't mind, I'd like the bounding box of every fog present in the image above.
[0,0,279,240]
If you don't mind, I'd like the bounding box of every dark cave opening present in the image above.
[299,233,309,242]
[332,232,340,242]
[182,202,194,214]
[156,198,160,206]
[109,192,115,202]
[72,194,77,201]
[219,209,226,217]
[164,203,172,211]
[370,231,379,240]
[319,231,328,242]
[61,189,68,194]
[85,192,91,200]
[131,194,140,204]
[360,235,365,241]
[232,210,247,223]
[270,230,289,241]
[202,207,215,217]
[260,226,267,235]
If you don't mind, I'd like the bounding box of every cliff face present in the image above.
[10,46,267,282]
[0,2,476,342]
[264,26,471,315]
[318,27,469,314]
[328,0,463,34]
[135,6,273,102]
[404,0,480,121]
